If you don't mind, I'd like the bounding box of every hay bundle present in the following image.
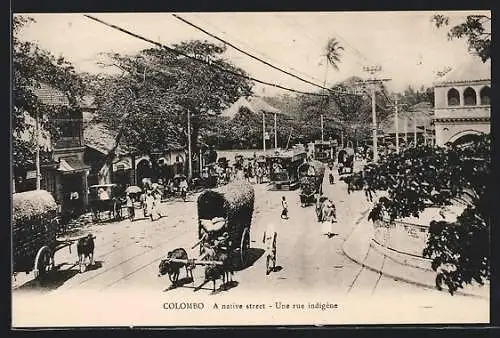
[13,190,57,228]
[12,190,58,271]
[197,181,254,242]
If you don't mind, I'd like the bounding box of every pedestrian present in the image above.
[320,199,336,238]
[262,222,277,275]
[145,190,155,220]
[126,193,135,221]
[280,196,289,220]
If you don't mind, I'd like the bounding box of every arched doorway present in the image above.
[448,130,483,148]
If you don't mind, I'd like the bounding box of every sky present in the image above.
[15,11,490,97]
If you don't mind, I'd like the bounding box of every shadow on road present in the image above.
[14,261,104,293]
[162,276,195,292]
[234,248,265,271]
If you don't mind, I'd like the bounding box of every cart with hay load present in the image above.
[297,160,325,207]
[158,181,255,287]
[12,190,93,283]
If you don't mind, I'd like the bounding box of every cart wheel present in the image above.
[240,228,250,267]
[34,246,54,281]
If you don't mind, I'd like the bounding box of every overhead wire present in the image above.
[192,14,327,86]
[83,14,330,98]
[172,14,361,97]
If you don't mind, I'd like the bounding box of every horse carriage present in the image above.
[158,181,255,290]
[12,190,95,283]
[88,184,124,221]
[297,160,325,207]
[337,147,355,175]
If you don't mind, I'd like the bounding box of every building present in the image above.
[35,84,96,211]
[380,101,435,147]
[433,58,491,146]
[83,114,186,189]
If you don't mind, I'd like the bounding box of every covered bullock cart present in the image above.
[197,181,255,267]
[297,160,325,207]
[12,190,93,282]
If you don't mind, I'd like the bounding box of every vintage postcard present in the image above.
[11,11,491,327]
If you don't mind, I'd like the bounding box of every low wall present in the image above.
[372,218,433,271]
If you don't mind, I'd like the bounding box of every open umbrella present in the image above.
[174,174,186,179]
[125,185,142,194]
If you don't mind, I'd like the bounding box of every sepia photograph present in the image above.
[11,10,491,327]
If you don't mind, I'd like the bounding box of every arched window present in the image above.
[463,87,477,106]
[447,88,460,106]
[480,86,490,105]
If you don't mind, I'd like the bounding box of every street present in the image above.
[12,162,489,326]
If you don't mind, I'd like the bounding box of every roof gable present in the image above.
[437,58,490,85]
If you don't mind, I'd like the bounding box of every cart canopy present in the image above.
[197,180,254,233]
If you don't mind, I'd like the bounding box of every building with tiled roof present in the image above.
[82,113,187,187]
[219,96,281,119]
[433,58,490,146]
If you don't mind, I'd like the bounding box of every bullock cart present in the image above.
[12,190,94,283]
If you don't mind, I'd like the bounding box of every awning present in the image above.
[57,158,90,173]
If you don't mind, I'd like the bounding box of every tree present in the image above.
[432,14,491,62]
[12,15,85,170]
[90,41,253,172]
[325,38,344,71]
[363,134,491,294]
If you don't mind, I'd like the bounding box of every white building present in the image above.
[433,58,491,146]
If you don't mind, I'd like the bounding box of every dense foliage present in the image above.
[363,134,491,294]
[12,16,85,169]
[432,14,491,62]
[89,41,253,160]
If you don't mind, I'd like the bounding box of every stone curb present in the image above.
[342,210,489,300]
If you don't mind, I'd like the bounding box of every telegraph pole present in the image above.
[362,65,390,162]
[321,114,324,143]
[274,113,278,150]
[413,113,418,146]
[387,98,407,154]
[262,113,266,153]
[35,108,41,190]
[187,109,192,179]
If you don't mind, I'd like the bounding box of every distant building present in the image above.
[433,58,490,146]
[380,101,434,147]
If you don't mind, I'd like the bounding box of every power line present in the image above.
[192,14,327,86]
[83,14,329,98]
[172,14,361,97]
[277,14,370,68]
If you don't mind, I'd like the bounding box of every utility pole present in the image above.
[404,115,408,147]
[35,108,41,190]
[413,113,418,146]
[362,65,390,162]
[262,113,266,153]
[274,113,278,150]
[187,109,192,180]
[387,98,407,154]
[321,114,324,143]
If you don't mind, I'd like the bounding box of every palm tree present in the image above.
[325,38,344,71]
